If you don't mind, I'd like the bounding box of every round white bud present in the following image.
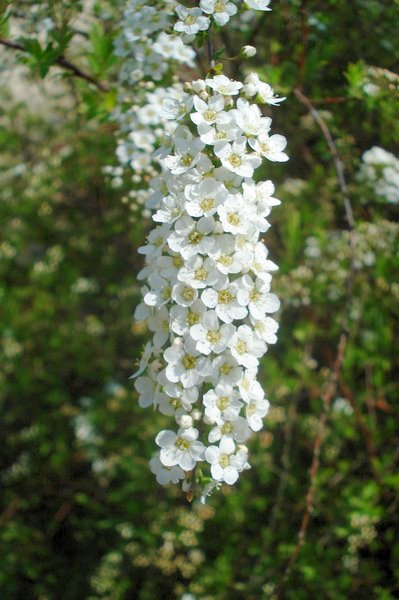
[241,45,257,58]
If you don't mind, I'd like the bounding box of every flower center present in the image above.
[206,330,221,343]
[176,437,191,449]
[247,402,256,416]
[215,131,227,140]
[204,109,217,122]
[219,362,232,375]
[255,321,264,333]
[260,142,270,154]
[173,255,184,268]
[200,197,215,212]
[235,340,247,355]
[221,422,233,434]
[217,396,229,410]
[154,236,164,247]
[188,230,203,245]
[218,289,233,304]
[182,286,195,301]
[194,267,208,281]
[219,453,230,468]
[249,289,260,302]
[181,154,194,167]
[170,397,182,409]
[184,15,196,25]
[182,354,197,370]
[229,153,242,168]
[227,212,240,226]
[187,310,200,325]
[162,286,171,300]
[218,255,232,266]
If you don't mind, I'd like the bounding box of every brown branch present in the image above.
[0,37,108,92]
[296,0,309,87]
[310,96,347,105]
[283,332,348,581]
[339,377,382,485]
[282,89,356,582]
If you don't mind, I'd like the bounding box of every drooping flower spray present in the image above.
[130,0,288,500]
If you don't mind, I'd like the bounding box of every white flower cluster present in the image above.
[173,0,271,42]
[133,73,287,494]
[114,0,195,84]
[115,83,187,176]
[358,146,399,205]
[112,0,283,197]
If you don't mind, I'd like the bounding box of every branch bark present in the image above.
[282,88,356,582]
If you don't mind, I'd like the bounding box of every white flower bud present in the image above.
[241,45,257,57]
[191,79,206,93]
[177,414,193,429]
[191,409,202,421]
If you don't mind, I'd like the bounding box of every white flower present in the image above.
[210,353,243,385]
[228,324,266,368]
[170,300,207,335]
[241,73,286,105]
[205,74,243,96]
[197,120,239,146]
[191,94,229,128]
[171,281,199,307]
[236,274,280,319]
[156,427,205,470]
[245,0,271,11]
[174,6,210,35]
[230,98,271,137]
[209,234,251,275]
[200,0,237,26]
[238,368,265,403]
[214,137,261,177]
[147,305,170,347]
[249,133,289,162]
[158,384,198,416]
[143,275,171,308]
[203,383,243,421]
[245,396,270,431]
[164,137,205,174]
[242,179,280,212]
[205,438,242,484]
[134,375,159,408]
[150,454,185,485]
[164,337,211,388]
[217,194,253,234]
[153,194,185,224]
[190,310,236,354]
[137,223,171,257]
[201,278,248,323]
[177,255,222,289]
[184,178,228,218]
[168,215,216,259]
[251,315,279,343]
[208,415,251,443]
[162,95,194,120]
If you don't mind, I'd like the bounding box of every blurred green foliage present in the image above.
[0,0,398,598]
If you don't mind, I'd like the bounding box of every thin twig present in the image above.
[207,32,216,68]
[296,0,308,87]
[0,37,108,92]
[339,377,382,485]
[282,89,356,581]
